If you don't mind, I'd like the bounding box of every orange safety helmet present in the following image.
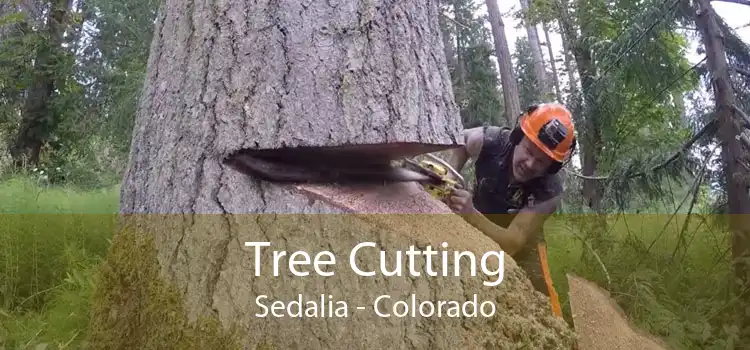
[510,103,577,170]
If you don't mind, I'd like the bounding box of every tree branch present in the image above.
[440,12,470,30]
[731,66,750,78]
[564,119,718,181]
[734,104,750,127]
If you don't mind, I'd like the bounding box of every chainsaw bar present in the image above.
[224,151,433,184]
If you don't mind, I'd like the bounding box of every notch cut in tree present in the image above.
[88,0,577,349]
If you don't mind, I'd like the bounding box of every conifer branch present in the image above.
[565,119,718,181]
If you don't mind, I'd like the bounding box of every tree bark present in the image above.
[694,0,750,343]
[88,0,577,349]
[519,0,550,101]
[485,0,522,125]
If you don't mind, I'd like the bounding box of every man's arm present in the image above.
[504,178,564,250]
[457,178,562,256]
[446,127,484,173]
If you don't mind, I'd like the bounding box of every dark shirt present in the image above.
[471,126,563,253]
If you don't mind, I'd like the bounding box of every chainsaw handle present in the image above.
[424,153,466,188]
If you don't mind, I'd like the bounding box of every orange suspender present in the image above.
[537,241,563,318]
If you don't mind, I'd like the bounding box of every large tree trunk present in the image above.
[695,0,750,344]
[485,0,521,125]
[87,0,576,349]
[519,0,550,101]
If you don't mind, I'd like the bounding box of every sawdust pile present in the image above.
[255,183,579,349]
[567,273,670,350]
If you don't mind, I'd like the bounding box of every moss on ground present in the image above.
[86,219,242,350]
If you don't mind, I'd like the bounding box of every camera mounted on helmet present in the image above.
[509,103,577,174]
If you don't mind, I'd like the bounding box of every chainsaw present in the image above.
[223,147,466,202]
[397,154,465,201]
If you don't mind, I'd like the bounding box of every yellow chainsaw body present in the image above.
[415,159,460,201]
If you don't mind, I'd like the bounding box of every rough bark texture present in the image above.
[120,0,466,214]
[452,0,466,87]
[485,0,521,125]
[91,0,579,349]
[556,5,602,211]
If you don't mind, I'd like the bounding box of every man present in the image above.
[443,103,577,318]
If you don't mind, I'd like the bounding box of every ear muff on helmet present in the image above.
[546,135,576,174]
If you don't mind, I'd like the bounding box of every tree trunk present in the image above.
[542,22,563,103]
[694,0,750,343]
[555,0,601,211]
[87,1,577,349]
[485,0,521,125]
[519,0,550,101]
[672,91,688,126]
[10,0,72,167]
[453,0,466,86]
[438,1,456,73]
[559,24,578,100]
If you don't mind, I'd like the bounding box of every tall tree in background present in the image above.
[693,0,750,343]
[513,37,541,108]
[8,0,74,167]
[445,0,505,127]
[517,0,551,101]
[541,22,563,102]
[485,0,522,124]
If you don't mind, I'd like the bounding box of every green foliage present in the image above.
[0,0,158,186]
[458,44,504,127]
[83,0,160,154]
[0,16,38,133]
[446,0,505,127]
[513,37,543,108]
[546,213,737,350]
[0,177,118,349]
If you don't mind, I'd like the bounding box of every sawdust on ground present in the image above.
[567,273,670,350]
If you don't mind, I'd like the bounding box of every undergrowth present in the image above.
[546,213,738,350]
[0,175,739,349]
[0,176,118,349]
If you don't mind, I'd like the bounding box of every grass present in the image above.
[0,176,741,349]
[0,176,119,349]
[545,213,738,350]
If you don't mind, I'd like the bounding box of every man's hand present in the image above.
[445,188,476,214]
